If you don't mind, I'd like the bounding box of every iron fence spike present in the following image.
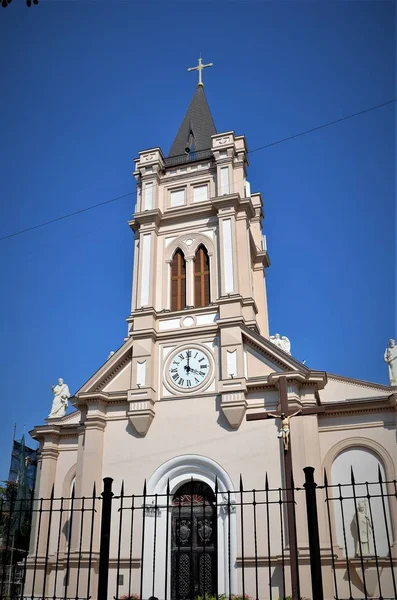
[350,466,355,485]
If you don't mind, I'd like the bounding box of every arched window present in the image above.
[194,245,210,307]
[171,249,186,311]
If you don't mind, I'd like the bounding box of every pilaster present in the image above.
[30,427,60,556]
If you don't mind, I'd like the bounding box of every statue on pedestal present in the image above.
[384,339,397,386]
[48,378,70,418]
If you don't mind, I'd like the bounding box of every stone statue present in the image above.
[351,499,373,556]
[270,333,291,355]
[384,339,397,386]
[48,378,70,418]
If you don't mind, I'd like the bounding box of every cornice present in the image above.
[160,203,215,225]
[327,372,393,392]
[30,423,81,442]
[320,394,397,416]
[76,392,128,403]
[128,209,162,231]
[242,331,308,374]
[211,192,255,218]
[162,163,216,183]
[249,230,270,269]
[94,350,132,392]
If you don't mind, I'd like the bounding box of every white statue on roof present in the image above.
[270,333,291,355]
[48,378,70,418]
[384,338,397,386]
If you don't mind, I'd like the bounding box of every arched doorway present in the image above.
[172,481,217,600]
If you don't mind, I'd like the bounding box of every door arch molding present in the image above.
[145,455,238,597]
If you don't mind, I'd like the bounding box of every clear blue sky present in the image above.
[0,1,395,479]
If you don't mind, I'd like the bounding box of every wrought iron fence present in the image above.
[164,150,213,167]
[322,467,397,600]
[0,468,396,600]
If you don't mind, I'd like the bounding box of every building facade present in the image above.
[28,77,397,600]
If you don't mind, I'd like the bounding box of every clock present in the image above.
[167,347,211,390]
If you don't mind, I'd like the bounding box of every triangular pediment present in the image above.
[242,325,310,379]
[76,338,133,395]
[320,373,392,402]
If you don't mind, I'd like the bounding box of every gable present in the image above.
[241,325,310,377]
[101,360,132,393]
[244,344,283,378]
[77,338,133,394]
[320,374,391,402]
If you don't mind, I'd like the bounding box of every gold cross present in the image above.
[187,56,213,87]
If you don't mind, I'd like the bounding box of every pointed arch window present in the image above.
[194,245,210,308]
[171,249,186,311]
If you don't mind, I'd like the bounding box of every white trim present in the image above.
[220,166,230,195]
[136,361,146,387]
[222,219,234,293]
[144,181,153,210]
[227,350,237,377]
[140,234,151,306]
[145,455,238,598]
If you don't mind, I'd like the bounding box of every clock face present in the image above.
[168,348,210,390]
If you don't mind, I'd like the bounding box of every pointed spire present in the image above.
[168,85,216,157]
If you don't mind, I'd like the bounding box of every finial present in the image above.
[187,56,213,87]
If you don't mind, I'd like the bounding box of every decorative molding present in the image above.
[146,454,237,595]
[164,231,215,263]
[327,373,393,392]
[322,437,396,485]
[127,392,156,436]
[95,351,132,391]
[220,390,247,429]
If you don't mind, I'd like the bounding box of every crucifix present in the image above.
[246,375,325,600]
[187,56,213,87]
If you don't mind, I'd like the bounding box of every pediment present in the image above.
[242,325,309,380]
[76,338,133,395]
[320,374,392,402]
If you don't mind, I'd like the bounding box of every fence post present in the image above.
[303,467,324,600]
[98,477,114,600]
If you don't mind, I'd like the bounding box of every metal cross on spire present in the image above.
[187,56,213,87]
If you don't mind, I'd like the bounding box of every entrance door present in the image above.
[171,481,217,600]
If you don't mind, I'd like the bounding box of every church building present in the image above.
[29,61,397,600]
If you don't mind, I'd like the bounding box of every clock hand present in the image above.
[186,350,190,370]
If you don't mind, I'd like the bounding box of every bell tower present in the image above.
[125,59,270,433]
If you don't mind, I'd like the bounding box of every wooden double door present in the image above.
[171,481,217,600]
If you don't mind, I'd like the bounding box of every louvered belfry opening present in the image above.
[194,245,210,308]
[171,249,187,311]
